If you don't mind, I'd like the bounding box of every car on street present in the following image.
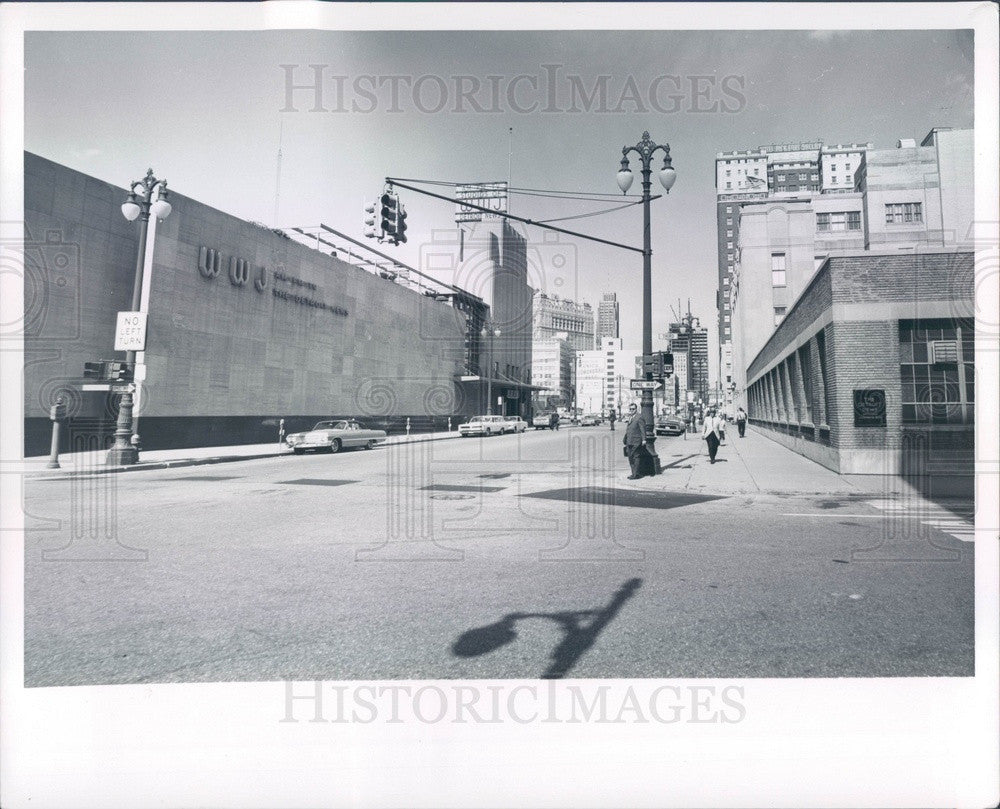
[503,415,528,433]
[459,415,507,436]
[531,410,558,429]
[579,413,602,426]
[655,415,686,436]
[286,420,388,454]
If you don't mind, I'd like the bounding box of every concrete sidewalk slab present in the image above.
[621,426,929,499]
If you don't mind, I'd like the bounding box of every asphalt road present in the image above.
[23,427,975,685]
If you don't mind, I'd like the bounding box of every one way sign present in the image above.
[630,379,663,391]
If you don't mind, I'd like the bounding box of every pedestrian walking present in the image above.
[549,411,560,430]
[718,412,727,444]
[735,406,747,438]
[608,408,616,432]
[623,403,650,479]
[702,407,721,464]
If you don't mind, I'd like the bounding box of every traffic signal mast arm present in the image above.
[386,178,650,254]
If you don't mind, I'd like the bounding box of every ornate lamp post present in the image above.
[106,169,171,466]
[617,132,676,475]
[481,322,501,415]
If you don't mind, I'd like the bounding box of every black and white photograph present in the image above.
[1,2,998,807]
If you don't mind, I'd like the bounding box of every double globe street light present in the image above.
[617,132,676,475]
[106,170,172,466]
[481,322,501,415]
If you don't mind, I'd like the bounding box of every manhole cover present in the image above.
[429,493,476,500]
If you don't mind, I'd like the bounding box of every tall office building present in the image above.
[717,127,973,408]
[715,138,873,407]
[727,127,973,404]
[532,291,594,353]
[596,292,620,345]
[574,337,641,416]
[667,313,710,404]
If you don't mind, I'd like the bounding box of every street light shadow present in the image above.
[450,577,642,679]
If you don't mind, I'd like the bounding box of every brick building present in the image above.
[745,249,974,493]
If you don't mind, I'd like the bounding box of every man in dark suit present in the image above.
[623,403,649,479]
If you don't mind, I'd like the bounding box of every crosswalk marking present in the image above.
[865,499,975,543]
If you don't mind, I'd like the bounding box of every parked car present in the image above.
[503,415,528,433]
[579,413,601,426]
[286,420,387,454]
[655,415,686,436]
[459,415,507,437]
[531,411,557,429]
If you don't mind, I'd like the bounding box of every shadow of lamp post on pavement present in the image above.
[451,577,642,679]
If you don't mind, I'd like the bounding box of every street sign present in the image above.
[110,383,135,394]
[630,379,663,391]
[114,312,147,351]
[81,383,111,391]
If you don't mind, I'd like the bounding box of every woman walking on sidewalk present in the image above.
[702,407,721,464]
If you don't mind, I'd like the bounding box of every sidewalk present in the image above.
[17,430,465,479]
[627,425,928,499]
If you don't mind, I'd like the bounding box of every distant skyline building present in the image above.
[531,333,574,408]
[574,337,641,416]
[667,313,710,405]
[532,290,594,353]
[596,292,620,346]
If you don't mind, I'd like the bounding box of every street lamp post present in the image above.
[482,323,501,415]
[106,169,171,466]
[617,132,676,476]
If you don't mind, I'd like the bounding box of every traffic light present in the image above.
[379,192,407,245]
[106,361,134,382]
[380,192,400,243]
[661,352,674,377]
[83,360,105,379]
[395,199,407,244]
[642,353,663,377]
[363,200,382,241]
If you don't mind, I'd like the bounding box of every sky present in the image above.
[24,28,974,381]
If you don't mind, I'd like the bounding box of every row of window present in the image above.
[886,202,923,224]
[817,211,862,231]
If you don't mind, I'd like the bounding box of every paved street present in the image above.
[23,427,975,686]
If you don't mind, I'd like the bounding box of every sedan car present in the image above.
[503,416,528,433]
[579,413,601,426]
[655,415,686,436]
[459,415,507,436]
[286,420,388,454]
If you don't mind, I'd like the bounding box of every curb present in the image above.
[24,431,465,480]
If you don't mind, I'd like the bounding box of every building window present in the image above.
[885,202,923,224]
[727,252,734,260]
[726,218,733,225]
[726,182,731,189]
[787,185,799,192]
[725,170,731,176]
[811,173,819,181]
[726,229,733,237]
[817,211,862,232]
[899,319,973,424]
[726,206,733,213]
[771,252,786,287]
[831,164,837,171]
[798,173,807,181]
[773,307,786,325]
